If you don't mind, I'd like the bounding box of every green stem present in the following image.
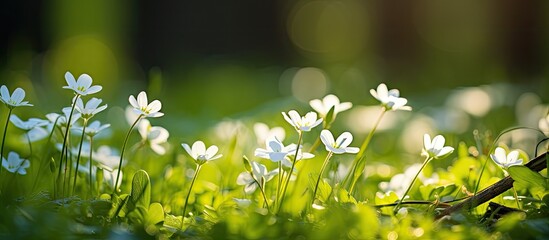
[72,119,88,194]
[181,164,202,229]
[512,186,521,209]
[0,108,13,178]
[278,131,303,213]
[113,115,142,194]
[89,136,94,197]
[275,161,282,207]
[312,151,333,204]
[346,108,386,194]
[394,156,432,214]
[252,176,270,211]
[25,132,32,159]
[56,94,80,198]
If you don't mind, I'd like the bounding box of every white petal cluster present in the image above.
[422,134,454,159]
[282,110,322,132]
[63,72,102,96]
[182,141,222,165]
[370,83,411,111]
[254,136,296,162]
[309,94,352,117]
[138,119,169,155]
[320,130,359,154]
[236,161,278,194]
[2,152,30,175]
[0,85,32,109]
[490,147,523,169]
[129,91,164,118]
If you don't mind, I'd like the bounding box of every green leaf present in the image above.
[323,105,336,128]
[145,202,165,236]
[374,191,399,216]
[130,170,152,209]
[508,166,547,198]
[335,188,357,204]
[242,155,252,173]
[125,170,152,224]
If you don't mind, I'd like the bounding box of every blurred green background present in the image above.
[1,0,549,138]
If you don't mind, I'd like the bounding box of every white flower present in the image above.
[0,85,32,109]
[27,127,49,142]
[75,97,107,119]
[9,114,48,131]
[236,161,278,194]
[62,72,102,96]
[182,141,222,164]
[253,122,285,145]
[76,120,110,138]
[138,119,169,155]
[254,135,296,162]
[490,147,523,169]
[46,107,82,128]
[282,110,322,132]
[103,168,122,190]
[129,91,164,118]
[93,146,124,170]
[422,134,454,159]
[309,94,352,117]
[320,130,359,154]
[2,152,30,175]
[370,83,411,111]
[540,115,549,135]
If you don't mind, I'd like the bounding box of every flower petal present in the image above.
[181,143,193,157]
[11,88,25,103]
[137,91,148,108]
[65,72,76,87]
[191,141,206,157]
[205,145,219,159]
[320,130,335,149]
[77,74,93,89]
[423,134,432,150]
[431,135,445,152]
[129,95,138,109]
[336,132,353,148]
[309,99,325,115]
[345,147,360,154]
[507,150,519,163]
[86,85,103,95]
[148,100,162,113]
[338,102,353,112]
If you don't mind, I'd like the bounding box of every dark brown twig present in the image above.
[435,151,547,220]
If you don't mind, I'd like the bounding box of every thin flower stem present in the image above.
[512,186,521,209]
[181,164,202,229]
[113,115,142,194]
[72,119,88,194]
[275,162,282,207]
[56,94,80,198]
[278,131,303,213]
[89,136,94,197]
[252,176,270,211]
[394,156,432,214]
[0,108,13,178]
[346,108,386,194]
[312,151,333,204]
[25,132,32,159]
